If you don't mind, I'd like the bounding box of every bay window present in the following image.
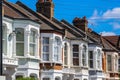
[29,30,36,56]
[64,43,68,65]
[16,28,24,56]
[54,37,61,61]
[89,51,94,68]
[42,37,49,61]
[82,45,87,66]
[2,26,7,55]
[107,55,112,71]
[73,44,79,66]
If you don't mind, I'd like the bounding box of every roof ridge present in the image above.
[52,18,82,37]
[16,1,64,31]
[61,19,100,43]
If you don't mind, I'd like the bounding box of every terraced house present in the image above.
[2,0,119,80]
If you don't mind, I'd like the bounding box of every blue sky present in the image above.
[8,0,120,36]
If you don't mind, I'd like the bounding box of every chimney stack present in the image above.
[36,0,54,19]
[72,16,88,32]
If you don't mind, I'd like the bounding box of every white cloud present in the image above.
[89,7,120,20]
[101,31,116,36]
[102,8,120,19]
[109,22,120,29]
[88,10,100,26]
[90,9,100,20]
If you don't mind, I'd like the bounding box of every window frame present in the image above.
[2,25,7,55]
[115,55,118,72]
[29,29,37,56]
[107,55,112,71]
[64,43,68,65]
[88,51,94,68]
[16,28,24,56]
[82,45,87,66]
[97,49,101,69]
[73,44,79,66]
[54,37,61,61]
[42,37,50,61]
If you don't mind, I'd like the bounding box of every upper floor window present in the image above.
[54,37,61,61]
[2,26,7,55]
[107,55,112,71]
[64,43,68,65]
[82,45,87,66]
[16,28,24,56]
[97,49,101,69]
[73,44,79,66]
[89,51,94,68]
[29,30,36,56]
[42,37,49,61]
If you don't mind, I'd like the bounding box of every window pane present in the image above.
[16,28,24,41]
[42,37,49,61]
[30,30,36,42]
[73,45,79,66]
[107,55,112,71]
[2,26,7,55]
[54,47,59,53]
[89,51,93,68]
[82,45,86,66]
[64,43,67,65]
[97,49,101,59]
[54,37,60,61]
[64,57,67,65]
[2,40,7,55]
[89,60,93,68]
[30,44,35,56]
[43,37,49,44]
[54,55,59,61]
[82,59,86,66]
[73,53,79,57]
[73,58,79,66]
[43,46,49,52]
[16,43,24,56]
[73,45,79,52]
[43,54,49,61]
[89,51,93,59]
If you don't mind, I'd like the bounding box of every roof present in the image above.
[101,37,119,52]
[3,1,64,34]
[103,36,120,50]
[52,18,83,39]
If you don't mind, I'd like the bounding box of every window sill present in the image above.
[41,61,62,64]
[81,66,89,69]
[15,56,40,60]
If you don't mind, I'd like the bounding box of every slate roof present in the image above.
[3,1,64,34]
[103,36,120,51]
[101,37,119,52]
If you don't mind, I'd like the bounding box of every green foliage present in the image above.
[16,77,36,80]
